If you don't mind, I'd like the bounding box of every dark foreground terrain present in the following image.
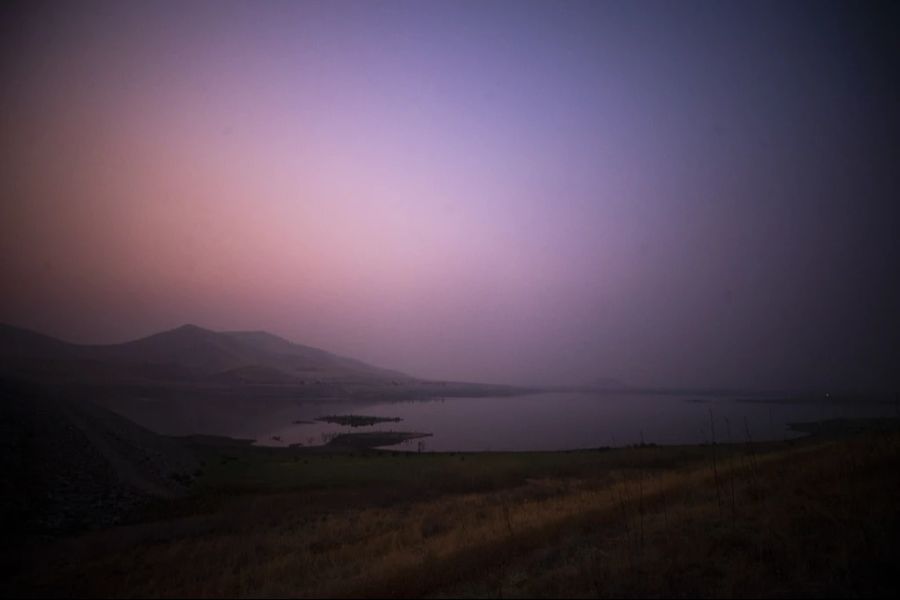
[3,378,899,599]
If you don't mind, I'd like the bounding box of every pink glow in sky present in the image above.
[2,1,898,390]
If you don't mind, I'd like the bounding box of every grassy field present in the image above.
[8,423,900,598]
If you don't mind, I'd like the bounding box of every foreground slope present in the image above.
[8,422,900,598]
[0,379,198,535]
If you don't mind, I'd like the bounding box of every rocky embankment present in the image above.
[0,379,198,535]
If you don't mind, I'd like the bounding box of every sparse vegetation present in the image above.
[326,430,431,449]
[7,422,900,598]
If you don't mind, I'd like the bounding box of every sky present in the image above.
[1,0,898,391]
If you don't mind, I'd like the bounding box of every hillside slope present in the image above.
[222,330,407,380]
[0,379,199,535]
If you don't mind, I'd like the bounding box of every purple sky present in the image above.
[2,1,898,390]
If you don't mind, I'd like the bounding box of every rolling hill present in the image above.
[0,323,409,385]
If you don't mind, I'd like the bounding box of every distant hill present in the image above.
[0,323,78,359]
[223,330,403,379]
[0,323,409,385]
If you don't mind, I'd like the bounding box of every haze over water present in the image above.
[2,1,898,391]
[250,392,898,452]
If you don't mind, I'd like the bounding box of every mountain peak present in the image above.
[155,324,217,339]
[171,323,210,333]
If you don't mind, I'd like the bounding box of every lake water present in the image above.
[256,392,898,451]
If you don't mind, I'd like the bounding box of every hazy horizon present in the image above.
[2,1,898,391]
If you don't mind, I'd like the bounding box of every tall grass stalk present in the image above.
[709,409,722,517]
[725,417,737,526]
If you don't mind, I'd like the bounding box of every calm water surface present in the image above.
[255,392,897,451]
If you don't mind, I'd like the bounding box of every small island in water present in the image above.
[316,414,403,427]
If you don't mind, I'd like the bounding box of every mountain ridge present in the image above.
[0,323,409,384]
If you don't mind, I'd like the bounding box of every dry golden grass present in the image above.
[10,431,900,598]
